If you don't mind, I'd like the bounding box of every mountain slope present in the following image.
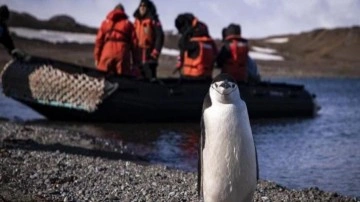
[8,11,97,34]
[252,26,360,63]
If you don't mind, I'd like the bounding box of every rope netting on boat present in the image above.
[0,59,117,112]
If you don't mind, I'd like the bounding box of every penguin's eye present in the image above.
[232,84,235,88]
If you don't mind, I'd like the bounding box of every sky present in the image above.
[1,0,359,39]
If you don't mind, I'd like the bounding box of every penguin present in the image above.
[198,73,258,202]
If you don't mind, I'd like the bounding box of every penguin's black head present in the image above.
[211,73,236,84]
[210,73,238,97]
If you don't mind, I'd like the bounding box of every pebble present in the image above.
[0,122,358,201]
[261,196,269,202]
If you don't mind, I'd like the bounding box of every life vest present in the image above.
[134,18,154,48]
[222,35,249,81]
[96,19,132,75]
[182,36,216,77]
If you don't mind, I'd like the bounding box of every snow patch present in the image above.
[252,46,277,54]
[10,27,95,44]
[265,37,289,43]
[161,49,179,56]
[249,51,284,61]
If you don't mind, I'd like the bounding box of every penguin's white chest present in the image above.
[202,104,256,202]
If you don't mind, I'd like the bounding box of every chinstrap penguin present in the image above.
[199,73,258,202]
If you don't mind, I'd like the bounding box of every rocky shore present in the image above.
[0,121,358,202]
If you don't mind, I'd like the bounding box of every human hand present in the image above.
[150,49,159,59]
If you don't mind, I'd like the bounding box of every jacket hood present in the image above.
[175,13,209,37]
[224,23,241,38]
[106,9,128,22]
[133,0,159,20]
[175,13,195,34]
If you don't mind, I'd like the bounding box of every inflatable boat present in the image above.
[0,56,319,123]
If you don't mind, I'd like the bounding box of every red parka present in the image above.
[94,9,139,76]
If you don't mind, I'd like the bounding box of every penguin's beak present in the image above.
[220,80,231,89]
[212,80,237,96]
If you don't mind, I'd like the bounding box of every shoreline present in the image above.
[0,121,358,201]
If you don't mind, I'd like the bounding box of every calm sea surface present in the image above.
[1,78,359,197]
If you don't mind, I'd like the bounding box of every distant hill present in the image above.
[250,26,360,63]
[8,10,98,34]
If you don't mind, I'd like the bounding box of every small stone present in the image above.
[261,196,269,202]
[169,192,175,197]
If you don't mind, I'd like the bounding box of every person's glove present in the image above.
[11,49,31,61]
[150,49,159,59]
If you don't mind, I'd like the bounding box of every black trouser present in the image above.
[141,62,158,80]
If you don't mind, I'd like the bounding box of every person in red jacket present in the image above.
[175,13,217,80]
[133,0,164,82]
[216,23,249,82]
[217,23,261,82]
[94,4,139,77]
